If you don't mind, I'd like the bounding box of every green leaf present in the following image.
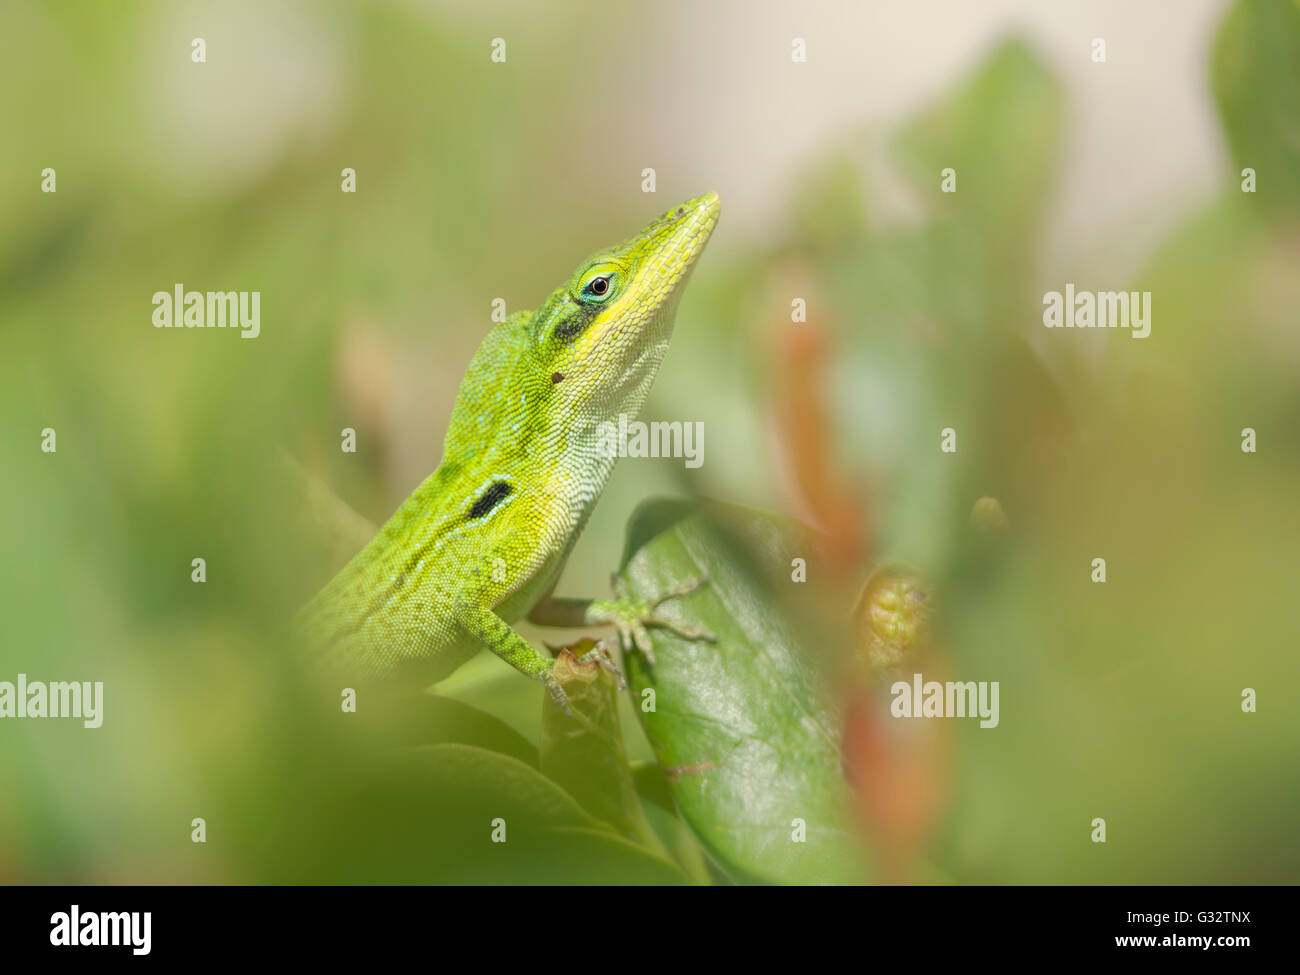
[244,742,687,883]
[412,742,593,826]
[891,39,1063,329]
[540,643,661,845]
[510,827,692,886]
[353,687,539,767]
[409,744,687,884]
[1212,0,1300,213]
[617,499,870,884]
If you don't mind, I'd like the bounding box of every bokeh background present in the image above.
[2,0,1297,883]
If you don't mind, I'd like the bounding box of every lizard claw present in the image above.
[541,670,573,717]
[577,640,627,689]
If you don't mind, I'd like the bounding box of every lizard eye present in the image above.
[579,271,616,304]
[570,261,623,309]
[579,271,618,305]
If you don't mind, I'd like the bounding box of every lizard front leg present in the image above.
[459,605,574,714]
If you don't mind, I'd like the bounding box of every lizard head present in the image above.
[530,191,720,416]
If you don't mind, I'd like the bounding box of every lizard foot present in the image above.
[588,574,717,667]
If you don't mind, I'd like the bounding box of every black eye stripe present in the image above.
[468,481,512,519]
[552,303,598,342]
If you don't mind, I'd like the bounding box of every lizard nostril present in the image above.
[675,207,685,216]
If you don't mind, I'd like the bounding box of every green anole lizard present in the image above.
[298,192,721,712]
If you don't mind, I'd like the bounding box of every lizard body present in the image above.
[298,193,720,708]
